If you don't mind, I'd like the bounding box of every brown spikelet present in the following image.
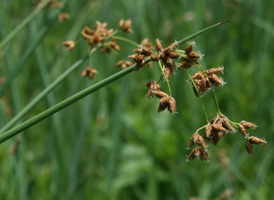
[63,40,75,51]
[240,120,257,129]
[156,39,163,52]
[245,141,253,155]
[239,124,247,137]
[248,136,267,145]
[207,67,224,75]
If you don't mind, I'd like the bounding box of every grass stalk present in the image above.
[0,21,228,143]
[0,0,51,49]
[0,0,68,98]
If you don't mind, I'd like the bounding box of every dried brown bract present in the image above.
[141,38,154,50]
[245,136,266,155]
[81,67,98,80]
[179,43,200,69]
[188,147,208,161]
[81,21,114,50]
[63,40,75,51]
[145,81,162,97]
[119,18,133,33]
[58,13,70,22]
[157,96,176,114]
[240,120,257,129]
[248,136,266,145]
[188,132,206,149]
[116,60,133,70]
[191,67,225,96]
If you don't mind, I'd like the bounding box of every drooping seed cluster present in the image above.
[61,19,266,161]
[187,113,266,161]
[145,81,176,114]
[179,43,200,69]
[81,67,98,80]
[191,67,225,96]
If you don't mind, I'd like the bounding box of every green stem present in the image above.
[0,21,230,143]
[182,68,208,122]
[196,125,207,133]
[0,0,51,49]
[177,21,230,46]
[0,50,94,134]
[158,61,172,96]
[113,36,140,47]
[0,63,136,144]
[0,0,68,98]
[211,90,221,114]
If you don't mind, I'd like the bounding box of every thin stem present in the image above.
[182,68,209,122]
[113,36,140,47]
[177,21,230,46]
[158,61,172,96]
[0,0,51,49]
[196,124,207,133]
[211,90,221,114]
[0,49,97,134]
[0,0,68,98]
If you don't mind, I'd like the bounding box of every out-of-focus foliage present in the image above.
[0,0,273,199]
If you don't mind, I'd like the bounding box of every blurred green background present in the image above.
[0,0,273,199]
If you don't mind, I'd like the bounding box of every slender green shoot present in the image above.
[0,0,51,49]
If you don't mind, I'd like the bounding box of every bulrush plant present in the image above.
[0,19,266,162]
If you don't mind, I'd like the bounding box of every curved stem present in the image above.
[196,124,207,133]
[113,36,140,47]
[182,68,208,122]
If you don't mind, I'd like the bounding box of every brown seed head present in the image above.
[188,51,200,58]
[81,67,98,80]
[239,124,247,137]
[248,136,267,145]
[188,147,208,161]
[207,67,224,75]
[168,97,176,114]
[245,141,253,155]
[141,38,154,50]
[185,43,194,53]
[153,91,168,99]
[208,74,224,86]
[119,18,133,33]
[63,40,75,51]
[179,60,193,69]
[240,120,257,129]
[156,39,163,52]
[58,13,70,22]
[188,132,206,149]
[116,60,133,69]
[205,123,213,138]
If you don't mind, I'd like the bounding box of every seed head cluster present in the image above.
[61,19,266,161]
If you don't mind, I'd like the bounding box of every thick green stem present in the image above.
[0,64,136,144]
[0,53,90,134]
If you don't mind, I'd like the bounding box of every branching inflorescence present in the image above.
[1,18,265,160]
[62,19,267,162]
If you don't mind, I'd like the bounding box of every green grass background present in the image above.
[0,0,273,199]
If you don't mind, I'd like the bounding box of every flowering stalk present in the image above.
[0,22,227,143]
